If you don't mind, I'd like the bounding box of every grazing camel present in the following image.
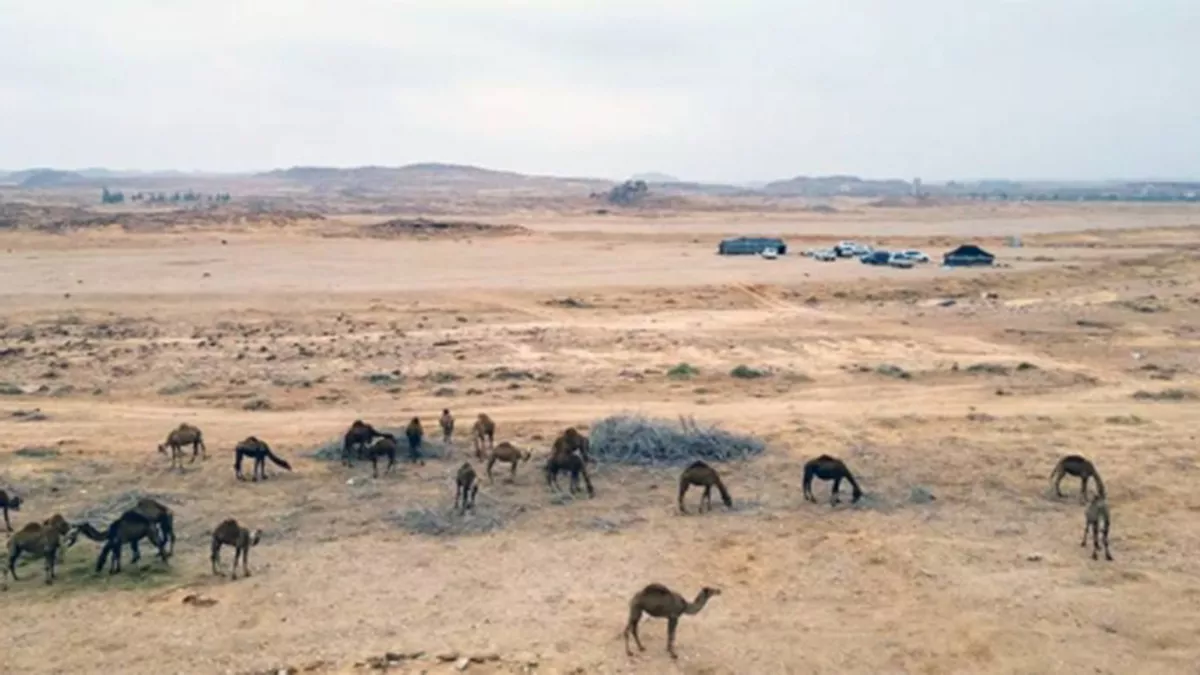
[545,452,594,497]
[211,518,262,579]
[678,461,733,514]
[623,583,721,659]
[361,435,399,478]
[234,436,293,481]
[71,510,168,574]
[1050,454,1106,502]
[802,455,863,505]
[3,517,73,587]
[404,417,426,465]
[0,489,22,532]
[472,413,496,460]
[130,498,176,557]
[1082,494,1113,561]
[40,514,75,564]
[440,409,455,444]
[486,441,532,483]
[342,420,392,467]
[455,462,480,513]
[552,427,592,464]
[157,422,207,468]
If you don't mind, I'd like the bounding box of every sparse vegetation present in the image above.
[667,363,699,379]
[730,365,768,379]
[589,414,765,465]
[1132,388,1197,402]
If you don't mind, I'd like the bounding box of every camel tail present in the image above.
[716,479,733,508]
[267,450,292,470]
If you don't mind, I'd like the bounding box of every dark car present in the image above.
[860,250,891,265]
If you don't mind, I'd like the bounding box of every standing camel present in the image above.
[405,417,426,465]
[486,441,532,483]
[234,436,293,481]
[472,413,496,460]
[1050,455,1106,502]
[211,518,262,579]
[623,583,721,659]
[0,489,22,532]
[157,422,207,468]
[802,455,863,505]
[440,409,455,444]
[1082,494,1113,561]
[678,461,733,514]
[342,420,391,467]
[455,462,480,513]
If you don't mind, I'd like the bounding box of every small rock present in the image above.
[1026,553,1043,562]
[455,657,471,671]
[437,653,459,663]
[470,653,500,663]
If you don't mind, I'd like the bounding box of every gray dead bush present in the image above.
[588,414,765,466]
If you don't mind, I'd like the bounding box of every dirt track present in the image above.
[1,205,1199,674]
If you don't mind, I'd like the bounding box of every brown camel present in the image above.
[678,461,733,514]
[440,409,455,444]
[234,436,293,481]
[486,441,532,483]
[803,455,863,505]
[472,413,496,460]
[361,435,399,478]
[157,422,206,468]
[455,462,480,513]
[3,517,73,587]
[0,489,22,532]
[404,417,426,465]
[130,497,176,557]
[1050,455,1106,502]
[211,518,262,579]
[623,583,721,659]
[1082,494,1113,561]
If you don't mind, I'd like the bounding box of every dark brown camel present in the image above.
[361,435,399,478]
[552,426,592,464]
[678,461,733,514]
[70,510,168,575]
[545,452,594,497]
[342,419,392,467]
[440,409,455,444]
[1050,454,1106,502]
[404,417,426,465]
[472,413,496,460]
[802,454,863,505]
[624,583,721,659]
[211,518,262,579]
[0,489,22,532]
[234,436,293,481]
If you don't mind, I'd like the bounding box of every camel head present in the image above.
[700,587,722,599]
[157,443,167,454]
[65,525,81,547]
[7,495,21,510]
[521,449,533,463]
[250,529,263,547]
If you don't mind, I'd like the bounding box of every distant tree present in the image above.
[601,179,649,206]
[100,187,125,204]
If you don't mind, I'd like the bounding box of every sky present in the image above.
[1,0,1197,183]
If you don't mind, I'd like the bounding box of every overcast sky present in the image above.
[1,0,1196,182]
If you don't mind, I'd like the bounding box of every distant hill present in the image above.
[764,174,913,197]
[12,169,91,188]
[630,172,680,183]
[258,163,613,195]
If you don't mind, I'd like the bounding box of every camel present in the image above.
[71,510,168,574]
[455,462,480,513]
[157,422,206,468]
[234,436,293,482]
[130,498,176,557]
[486,441,532,483]
[552,426,592,464]
[802,455,863,505]
[623,583,721,659]
[472,413,496,460]
[361,435,399,478]
[404,417,426,465]
[3,517,73,587]
[440,409,455,444]
[342,420,392,467]
[0,489,22,532]
[678,461,733,514]
[211,518,262,580]
[1050,454,1106,502]
[40,514,75,564]
[1082,494,1113,561]
[545,452,594,497]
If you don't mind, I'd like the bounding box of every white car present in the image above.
[901,249,930,263]
[812,248,837,261]
[888,252,915,268]
[760,247,779,260]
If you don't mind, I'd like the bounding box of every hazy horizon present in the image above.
[2,1,1196,183]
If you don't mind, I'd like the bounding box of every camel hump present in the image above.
[685,460,709,470]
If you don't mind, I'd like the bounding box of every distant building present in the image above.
[943,244,995,267]
[718,236,788,255]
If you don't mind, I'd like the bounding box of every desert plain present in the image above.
[2,199,1200,675]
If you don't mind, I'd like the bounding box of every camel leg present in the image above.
[241,546,252,577]
[44,552,54,585]
[129,539,142,564]
[1053,472,1065,498]
[1081,520,1091,547]
[1080,476,1089,503]
[212,542,223,576]
[679,483,690,514]
[666,616,680,659]
[625,608,645,654]
[580,466,595,497]
[371,455,379,479]
[386,452,395,475]
[3,507,10,532]
[8,548,22,581]
[510,459,518,482]
[231,547,241,580]
[487,457,497,483]
[831,477,842,505]
[1101,519,1112,561]
[702,485,713,512]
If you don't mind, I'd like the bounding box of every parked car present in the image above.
[900,249,930,263]
[888,252,915,268]
[860,250,891,265]
[812,248,838,261]
[835,241,861,257]
[760,247,779,260]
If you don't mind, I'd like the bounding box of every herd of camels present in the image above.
[1,408,1114,659]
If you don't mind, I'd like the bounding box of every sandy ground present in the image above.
[1,204,1199,675]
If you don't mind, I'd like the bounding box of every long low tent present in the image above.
[943,244,995,266]
[718,236,788,255]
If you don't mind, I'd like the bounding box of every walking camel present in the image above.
[211,518,262,579]
[472,413,496,460]
[486,441,532,483]
[623,583,721,659]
